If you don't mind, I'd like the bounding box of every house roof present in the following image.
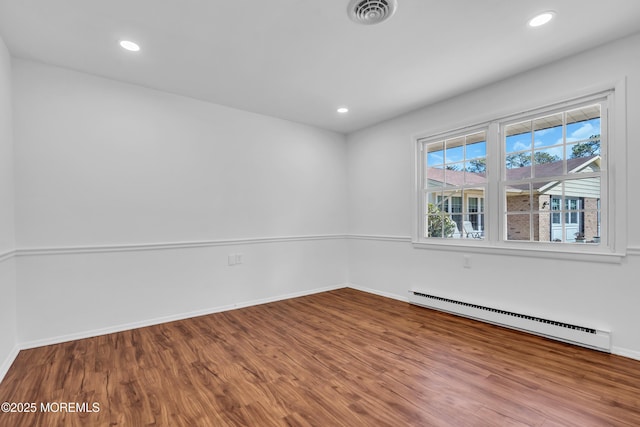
[426,168,486,187]
[427,155,600,193]
[506,155,599,183]
[508,155,600,192]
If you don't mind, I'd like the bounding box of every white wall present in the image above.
[0,35,18,380]
[347,32,640,359]
[14,61,348,247]
[12,60,348,345]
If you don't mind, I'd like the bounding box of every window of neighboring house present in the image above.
[415,86,626,259]
[468,197,484,231]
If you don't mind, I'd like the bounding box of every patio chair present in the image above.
[463,221,482,239]
[449,223,462,239]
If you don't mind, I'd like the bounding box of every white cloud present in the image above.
[567,122,596,142]
[535,128,555,136]
[512,139,531,151]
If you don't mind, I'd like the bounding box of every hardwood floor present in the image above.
[1,288,640,426]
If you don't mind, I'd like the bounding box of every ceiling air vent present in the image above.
[348,0,397,25]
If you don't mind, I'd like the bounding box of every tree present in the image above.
[570,134,600,158]
[505,152,531,168]
[427,203,457,238]
[505,152,560,168]
[466,158,486,174]
[533,151,560,164]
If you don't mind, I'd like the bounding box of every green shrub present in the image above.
[427,203,457,238]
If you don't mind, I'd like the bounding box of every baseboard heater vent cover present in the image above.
[409,290,611,352]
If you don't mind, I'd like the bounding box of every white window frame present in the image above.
[418,125,489,240]
[412,80,627,263]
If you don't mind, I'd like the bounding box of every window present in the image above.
[423,130,487,239]
[414,87,626,259]
[503,103,602,243]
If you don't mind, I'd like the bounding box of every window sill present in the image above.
[411,239,625,264]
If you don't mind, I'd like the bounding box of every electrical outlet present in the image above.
[463,255,472,269]
[228,253,244,266]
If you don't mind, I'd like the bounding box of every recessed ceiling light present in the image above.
[337,107,349,114]
[528,11,555,28]
[119,40,140,52]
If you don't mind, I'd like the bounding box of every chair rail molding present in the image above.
[0,249,15,264]
[347,234,412,243]
[14,234,348,257]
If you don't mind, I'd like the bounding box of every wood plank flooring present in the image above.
[1,288,640,426]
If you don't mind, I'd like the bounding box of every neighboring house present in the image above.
[427,155,601,242]
[426,167,486,238]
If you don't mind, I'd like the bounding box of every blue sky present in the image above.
[427,140,486,166]
[426,116,600,167]
[505,118,601,156]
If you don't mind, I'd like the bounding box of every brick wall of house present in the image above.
[507,194,599,242]
[538,195,551,242]
[583,197,599,240]
[506,194,536,240]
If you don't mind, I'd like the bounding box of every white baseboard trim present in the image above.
[0,344,20,384]
[19,283,347,351]
[347,283,409,303]
[612,346,640,362]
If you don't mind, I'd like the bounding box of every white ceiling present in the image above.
[1,1,639,134]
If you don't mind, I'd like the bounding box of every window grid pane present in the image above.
[424,130,487,239]
[503,104,602,244]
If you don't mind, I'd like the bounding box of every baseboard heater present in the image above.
[409,290,611,352]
